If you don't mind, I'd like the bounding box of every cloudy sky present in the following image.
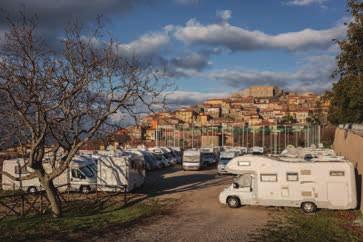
[0,0,349,106]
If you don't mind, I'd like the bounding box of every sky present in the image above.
[0,0,350,107]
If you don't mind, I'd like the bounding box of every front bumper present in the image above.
[219,190,228,204]
[183,163,200,170]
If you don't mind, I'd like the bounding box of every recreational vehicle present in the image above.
[248,146,264,155]
[2,156,97,193]
[200,147,219,165]
[149,147,172,167]
[219,155,357,213]
[96,152,145,192]
[183,149,202,170]
[218,151,238,175]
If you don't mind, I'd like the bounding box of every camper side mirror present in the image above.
[233,183,239,189]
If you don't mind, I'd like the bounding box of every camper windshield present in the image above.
[183,156,199,162]
[89,163,97,175]
[79,166,94,178]
[219,158,231,165]
[202,153,214,159]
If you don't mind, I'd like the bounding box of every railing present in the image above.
[0,183,128,220]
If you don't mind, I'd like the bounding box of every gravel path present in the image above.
[96,166,271,242]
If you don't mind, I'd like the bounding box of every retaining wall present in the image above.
[333,128,363,212]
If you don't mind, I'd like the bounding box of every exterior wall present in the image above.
[201,135,220,147]
[333,128,363,211]
[241,86,280,97]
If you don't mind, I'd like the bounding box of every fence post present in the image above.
[40,191,43,215]
[124,186,127,205]
[21,193,24,217]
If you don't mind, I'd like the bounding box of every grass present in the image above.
[249,208,363,242]
[0,198,173,241]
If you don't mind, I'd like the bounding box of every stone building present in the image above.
[240,85,282,97]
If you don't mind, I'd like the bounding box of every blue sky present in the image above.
[0,0,350,106]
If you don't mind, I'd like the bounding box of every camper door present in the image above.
[70,167,88,189]
[233,174,256,201]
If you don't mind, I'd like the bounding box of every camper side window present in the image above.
[260,174,277,182]
[329,171,345,176]
[286,172,299,181]
[14,166,28,175]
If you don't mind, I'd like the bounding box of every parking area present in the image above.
[97,166,271,242]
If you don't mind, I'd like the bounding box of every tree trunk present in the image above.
[41,178,62,217]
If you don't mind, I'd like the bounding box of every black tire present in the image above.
[80,185,91,194]
[301,202,317,213]
[227,196,241,208]
[27,186,37,193]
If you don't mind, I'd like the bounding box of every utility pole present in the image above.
[192,122,194,149]
[262,126,265,149]
[284,125,287,149]
[222,124,224,147]
[242,125,245,147]
[253,127,256,147]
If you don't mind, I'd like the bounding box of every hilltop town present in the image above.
[124,85,330,148]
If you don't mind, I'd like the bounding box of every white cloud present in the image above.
[174,0,199,5]
[117,32,170,58]
[166,90,228,107]
[286,0,328,7]
[174,11,345,51]
[207,54,337,92]
[216,10,232,24]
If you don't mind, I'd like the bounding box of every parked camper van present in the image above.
[200,147,219,166]
[2,156,97,193]
[149,147,172,167]
[183,149,202,170]
[219,155,357,213]
[248,146,264,155]
[96,151,145,192]
[218,151,238,175]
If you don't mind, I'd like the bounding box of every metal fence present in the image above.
[153,124,335,152]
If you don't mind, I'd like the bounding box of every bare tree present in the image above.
[0,14,169,217]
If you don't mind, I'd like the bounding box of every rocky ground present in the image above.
[95,166,271,242]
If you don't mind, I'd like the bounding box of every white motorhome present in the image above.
[95,151,145,192]
[200,147,218,166]
[183,149,202,170]
[148,147,172,167]
[248,146,264,155]
[218,151,238,175]
[2,156,97,193]
[219,155,357,213]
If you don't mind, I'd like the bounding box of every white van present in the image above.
[95,151,145,192]
[219,155,357,213]
[200,147,219,165]
[2,156,97,193]
[183,149,202,170]
[248,146,264,155]
[218,151,238,175]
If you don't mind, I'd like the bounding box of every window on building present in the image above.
[260,174,277,182]
[329,171,345,176]
[286,172,299,181]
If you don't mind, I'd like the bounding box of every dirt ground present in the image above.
[95,166,272,242]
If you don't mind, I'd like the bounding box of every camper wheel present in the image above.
[227,196,241,208]
[301,202,317,213]
[80,185,91,194]
[27,186,37,193]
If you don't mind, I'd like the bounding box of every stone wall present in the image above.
[333,128,363,211]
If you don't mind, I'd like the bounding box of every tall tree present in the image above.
[328,0,363,124]
[0,15,169,217]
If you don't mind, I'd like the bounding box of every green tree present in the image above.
[328,0,363,124]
